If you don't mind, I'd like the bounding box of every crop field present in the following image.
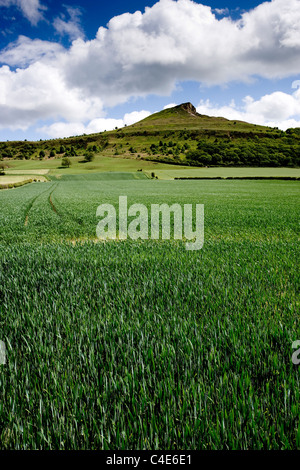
[153,167,300,180]
[3,170,50,176]
[0,175,48,185]
[0,174,299,450]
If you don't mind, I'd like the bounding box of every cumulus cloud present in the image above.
[0,36,64,67]
[196,87,300,130]
[0,62,104,130]
[53,6,84,41]
[123,110,151,125]
[0,0,46,25]
[63,0,300,103]
[1,0,300,133]
[38,110,152,138]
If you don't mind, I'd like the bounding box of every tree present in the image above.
[84,151,94,162]
[211,154,223,165]
[70,146,77,156]
[39,150,45,159]
[62,157,71,168]
[186,150,211,165]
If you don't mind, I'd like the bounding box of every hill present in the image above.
[0,103,299,168]
[126,102,268,132]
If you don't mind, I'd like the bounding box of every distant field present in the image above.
[3,157,299,180]
[49,171,148,181]
[0,175,47,185]
[4,169,50,175]
[152,167,300,180]
[5,155,192,174]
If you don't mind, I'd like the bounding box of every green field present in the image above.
[0,173,299,449]
[153,167,300,180]
[3,154,193,175]
[2,155,299,181]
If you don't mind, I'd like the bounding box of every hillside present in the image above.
[126,102,268,132]
[0,102,300,168]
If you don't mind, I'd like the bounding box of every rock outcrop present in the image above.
[178,102,198,116]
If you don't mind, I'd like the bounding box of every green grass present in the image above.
[49,172,149,182]
[4,158,300,181]
[151,167,300,180]
[0,175,299,449]
[5,154,194,175]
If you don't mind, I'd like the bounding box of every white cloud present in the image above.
[0,61,104,129]
[63,0,300,104]
[38,110,152,138]
[38,88,300,138]
[292,80,300,89]
[53,6,84,41]
[0,36,64,67]
[196,87,300,130]
[0,0,46,25]
[123,110,151,125]
[164,103,178,109]
[38,121,86,138]
[1,0,300,133]
[214,8,229,16]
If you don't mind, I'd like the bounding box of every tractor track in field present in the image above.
[23,181,86,230]
[49,185,59,214]
[48,184,88,227]
[48,183,83,224]
[24,183,58,227]
[24,185,53,227]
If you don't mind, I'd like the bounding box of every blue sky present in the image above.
[0,0,300,140]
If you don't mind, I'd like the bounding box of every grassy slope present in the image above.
[3,154,194,175]
[153,167,300,180]
[125,103,269,132]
